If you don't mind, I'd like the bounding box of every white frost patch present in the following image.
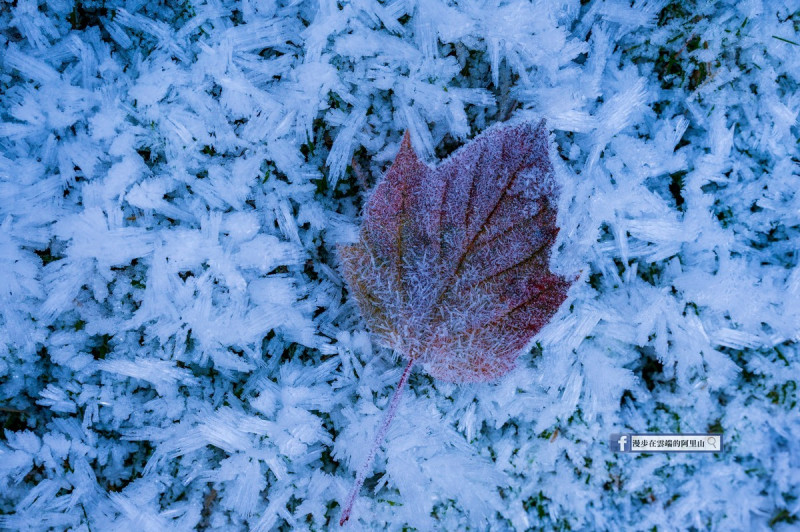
[0,0,797,530]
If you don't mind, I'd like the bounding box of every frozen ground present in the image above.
[1,0,799,530]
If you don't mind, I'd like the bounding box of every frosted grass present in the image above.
[1,0,798,530]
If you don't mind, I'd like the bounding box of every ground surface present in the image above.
[1,1,799,530]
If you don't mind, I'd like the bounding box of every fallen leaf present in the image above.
[337,120,572,525]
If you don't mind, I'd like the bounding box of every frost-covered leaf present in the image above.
[339,120,571,382]
[337,121,572,524]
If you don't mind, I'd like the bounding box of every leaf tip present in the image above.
[395,130,423,167]
[537,117,547,131]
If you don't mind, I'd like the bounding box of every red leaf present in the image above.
[340,120,571,382]
[337,121,572,524]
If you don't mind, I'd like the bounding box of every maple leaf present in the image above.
[337,121,572,525]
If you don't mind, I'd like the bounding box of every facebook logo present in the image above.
[610,433,629,452]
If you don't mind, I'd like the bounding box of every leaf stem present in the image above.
[339,357,415,526]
